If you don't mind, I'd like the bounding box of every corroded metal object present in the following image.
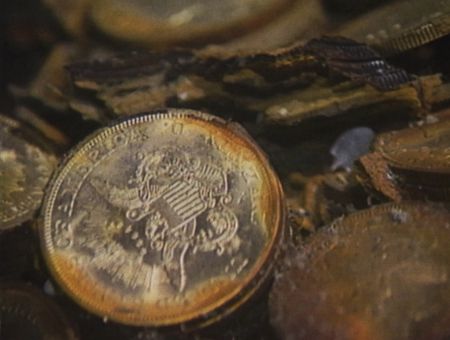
[66,37,413,122]
[40,109,285,326]
[270,202,450,340]
[359,116,450,201]
[337,0,450,55]
[0,283,78,339]
[89,0,293,47]
[0,115,57,230]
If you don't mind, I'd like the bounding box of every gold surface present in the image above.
[0,115,56,230]
[375,117,450,173]
[89,0,293,47]
[40,109,285,326]
[271,202,450,340]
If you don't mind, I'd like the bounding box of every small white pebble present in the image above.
[330,127,375,171]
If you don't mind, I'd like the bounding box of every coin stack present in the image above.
[2,0,450,339]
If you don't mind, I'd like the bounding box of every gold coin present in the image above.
[40,109,285,326]
[0,283,78,340]
[89,0,293,47]
[375,118,450,174]
[362,118,450,201]
[270,202,450,340]
[0,115,57,230]
[337,0,450,54]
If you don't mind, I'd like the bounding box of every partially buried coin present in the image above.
[0,115,57,230]
[40,109,285,327]
[359,117,450,201]
[0,283,78,340]
[337,0,450,54]
[89,0,293,47]
[270,202,450,340]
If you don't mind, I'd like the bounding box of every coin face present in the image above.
[0,283,77,340]
[0,115,56,230]
[40,109,285,326]
[270,202,450,340]
[375,118,450,173]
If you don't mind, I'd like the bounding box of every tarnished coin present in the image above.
[375,117,450,174]
[40,109,285,326]
[0,283,78,340]
[89,0,293,47]
[337,0,450,55]
[359,117,450,201]
[0,115,57,230]
[270,202,450,340]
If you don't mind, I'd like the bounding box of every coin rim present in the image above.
[88,0,295,47]
[0,114,57,230]
[40,108,286,326]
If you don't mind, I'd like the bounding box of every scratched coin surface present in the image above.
[0,115,56,230]
[40,109,285,326]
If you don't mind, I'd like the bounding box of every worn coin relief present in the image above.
[0,116,56,230]
[42,110,284,326]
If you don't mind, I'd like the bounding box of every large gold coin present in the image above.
[0,115,56,230]
[40,109,285,326]
[270,202,450,340]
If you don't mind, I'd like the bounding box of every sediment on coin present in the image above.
[269,202,450,340]
[358,116,450,201]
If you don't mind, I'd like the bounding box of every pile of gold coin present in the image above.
[2,0,450,339]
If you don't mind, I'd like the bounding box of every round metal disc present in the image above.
[40,109,285,326]
[270,202,450,340]
[0,115,56,230]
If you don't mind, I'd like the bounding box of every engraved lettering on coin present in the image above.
[41,111,284,326]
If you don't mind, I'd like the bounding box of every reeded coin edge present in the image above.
[40,109,285,326]
[374,121,450,173]
[378,13,450,55]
